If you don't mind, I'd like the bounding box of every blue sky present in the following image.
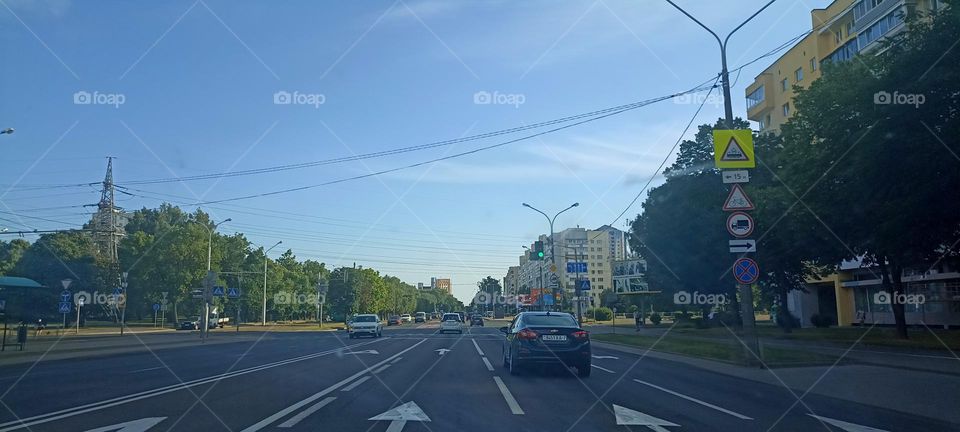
[0,0,828,301]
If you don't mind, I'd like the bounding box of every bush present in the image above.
[810,313,833,328]
[589,307,613,321]
[649,312,662,325]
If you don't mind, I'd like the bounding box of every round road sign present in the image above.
[726,212,754,238]
[733,258,760,284]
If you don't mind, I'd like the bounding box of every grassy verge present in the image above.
[593,333,839,366]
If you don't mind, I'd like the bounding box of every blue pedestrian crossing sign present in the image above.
[58,302,71,314]
[113,287,123,295]
[212,286,225,297]
[733,258,760,284]
[227,287,241,298]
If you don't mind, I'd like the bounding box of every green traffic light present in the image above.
[537,252,544,258]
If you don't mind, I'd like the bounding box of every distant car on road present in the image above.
[400,314,412,323]
[387,315,401,326]
[501,311,591,377]
[348,314,382,339]
[415,312,426,323]
[179,319,199,330]
[470,314,484,327]
[484,311,494,318]
[429,312,438,320]
[439,313,463,334]
[456,311,466,323]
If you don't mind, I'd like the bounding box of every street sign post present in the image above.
[728,239,757,253]
[733,258,760,284]
[721,170,750,184]
[722,184,755,211]
[726,212,754,238]
[212,286,225,297]
[566,262,587,273]
[227,287,241,298]
[713,130,755,169]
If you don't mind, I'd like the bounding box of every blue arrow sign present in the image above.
[733,258,760,284]
[212,286,225,297]
[60,291,71,302]
[227,287,241,298]
[58,302,71,314]
[152,303,161,312]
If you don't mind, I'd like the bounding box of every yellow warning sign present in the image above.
[713,130,755,169]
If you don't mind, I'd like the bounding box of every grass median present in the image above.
[592,333,840,366]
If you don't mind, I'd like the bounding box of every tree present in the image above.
[779,4,960,338]
[0,239,29,275]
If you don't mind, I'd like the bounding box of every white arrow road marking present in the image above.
[278,397,336,428]
[83,417,166,432]
[493,377,524,415]
[592,355,619,359]
[633,379,753,420]
[807,415,889,432]
[435,348,451,356]
[613,405,678,431]
[369,401,431,432]
[345,350,379,355]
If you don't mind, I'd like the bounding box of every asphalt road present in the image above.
[0,321,954,432]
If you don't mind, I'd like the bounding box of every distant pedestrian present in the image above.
[35,318,45,336]
[856,309,866,326]
[635,313,643,331]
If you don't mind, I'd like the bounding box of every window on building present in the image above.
[765,114,771,127]
[857,9,905,49]
[810,57,817,71]
[835,30,842,44]
[795,67,803,82]
[781,78,788,92]
[746,85,764,110]
[782,103,790,116]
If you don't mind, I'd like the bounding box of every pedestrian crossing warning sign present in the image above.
[713,129,755,168]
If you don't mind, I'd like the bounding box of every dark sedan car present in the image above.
[387,315,401,326]
[500,311,591,377]
[470,314,484,327]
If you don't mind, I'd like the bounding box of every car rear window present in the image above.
[522,315,578,327]
[353,315,377,322]
[443,314,460,321]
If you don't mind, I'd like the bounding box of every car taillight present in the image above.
[571,330,589,339]
[517,329,539,340]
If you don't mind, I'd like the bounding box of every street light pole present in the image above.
[664,0,774,363]
[522,202,579,311]
[262,240,282,326]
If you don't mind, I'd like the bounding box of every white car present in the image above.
[348,314,382,339]
[400,314,412,323]
[439,313,463,334]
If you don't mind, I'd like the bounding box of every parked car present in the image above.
[415,312,426,323]
[179,319,199,330]
[400,314,412,323]
[348,314,382,339]
[387,315,401,326]
[439,313,463,334]
[470,314,484,327]
[501,311,591,377]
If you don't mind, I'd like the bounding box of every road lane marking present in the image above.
[0,338,387,432]
[493,376,524,415]
[240,339,427,432]
[340,376,371,392]
[591,364,615,373]
[807,414,889,432]
[481,357,494,371]
[277,397,336,428]
[390,356,403,364]
[471,339,485,356]
[127,366,164,374]
[632,379,753,420]
[372,364,391,374]
[592,355,619,360]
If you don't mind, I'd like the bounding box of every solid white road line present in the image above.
[240,339,427,432]
[471,339,485,356]
[493,376,524,415]
[372,364,391,374]
[0,338,386,432]
[340,376,371,392]
[127,366,164,374]
[277,397,336,428]
[481,357,494,371]
[390,356,403,364]
[632,379,753,420]
[591,364,615,373]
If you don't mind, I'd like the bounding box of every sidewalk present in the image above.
[593,340,960,425]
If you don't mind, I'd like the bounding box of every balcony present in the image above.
[745,74,774,122]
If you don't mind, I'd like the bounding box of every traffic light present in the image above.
[533,241,545,260]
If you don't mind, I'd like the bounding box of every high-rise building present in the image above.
[745,0,943,133]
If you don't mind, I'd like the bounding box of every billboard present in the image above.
[529,288,560,306]
[613,258,650,294]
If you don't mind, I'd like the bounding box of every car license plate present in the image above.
[541,335,567,342]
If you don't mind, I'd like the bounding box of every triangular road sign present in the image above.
[613,405,679,428]
[369,401,431,422]
[721,137,749,161]
[722,184,755,211]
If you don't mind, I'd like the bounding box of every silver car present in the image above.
[348,314,383,339]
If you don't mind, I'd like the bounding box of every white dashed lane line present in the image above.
[591,364,615,374]
[481,357,495,371]
[340,376,371,392]
[471,339,485,356]
[277,397,337,428]
[493,376,524,415]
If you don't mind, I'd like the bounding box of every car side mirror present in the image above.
[499,326,509,334]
